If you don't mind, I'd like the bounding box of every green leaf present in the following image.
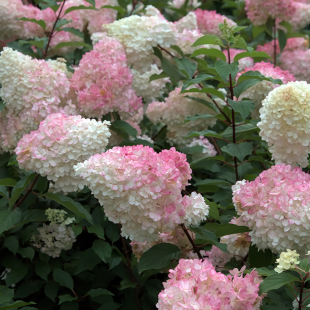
[53,269,74,290]
[92,240,112,263]
[149,72,169,82]
[0,301,36,310]
[185,96,218,113]
[190,227,228,253]
[71,225,82,237]
[4,236,19,255]
[205,199,220,221]
[110,120,137,140]
[215,60,238,81]
[0,102,5,112]
[175,58,197,78]
[16,209,47,227]
[85,0,95,5]
[232,26,247,34]
[221,142,253,162]
[88,225,105,239]
[55,19,72,31]
[182,87,225,100]
[107,250,122,270]
[279,21,292,33]
[18,18,46,29]
[170,45,184,57]
[190,156,227,169]
[98,302,121,310]
[184,113,220,123]
[138,243,181,274]
[191,48,226,61]
[228,99,255,120]
[221,123,258,141]
[9,173,36,208]
[119,138,154,148]
[234,51,272,62]
[0,207,22,235]
[87,288,114,297]
[186,130,223,139]
[75,248,101,274]
[0,179,17,187]
[35,261,50,281]
[181,74,215,92]
[65,5,98,14]
[252,25,266,38]
[0,186,9,199]
[249,244,273,268]
[278,29,287,52]
[259,273,299,294]
[231,36,247,49]
[192,34,220,47]
[237,70,282,84]
[39,0,59,12]
[101,5,125,15]
[255,267,277,277]
[53,41,90,51]
[203,223,251,238]
[44,282,59,302]
[59,295,78,305]
[44,193,93,224]
[18,247,34,261]
[0,286,14,304]
[145,279,163,304]
[19,39,45,49]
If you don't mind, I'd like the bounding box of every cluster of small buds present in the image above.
[186,136,217,159]
[157,260,265,309]
[45,208,75,226]
[233,164,310,256]
[74,145,209,242]
[15,113,111,193]
[258,81,310,167]
[275,249,300,273]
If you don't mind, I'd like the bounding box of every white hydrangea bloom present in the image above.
[186,136,217,159]
[131,65,169,103]
[173,12,198,33]
[221,233,251,258]
[16,113,111,193]
[275,249,300,273]
[183,192,209,226]
[90,32,107,45]
[103,14,177,72]
[258,81,310,168]
[168,0,201,9]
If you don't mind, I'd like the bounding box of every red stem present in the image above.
[14,175,39,209]
[180,224,203,260]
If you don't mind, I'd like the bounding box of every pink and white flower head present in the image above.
[288,1,310,31]
[280,49,310,83]
[173,12,198,33]
[168,0,201,9]
[74,145,209,242]
[237,61,295,119]
[70,38,142,118]
[146,87,223,145]
[258,81,310,167]
[223,48,254,72]
[186,137,217,159]
[16,113,111,194]
[157,259,264,309]
[233,164,310,256]
[244,0,296,26]
[194,9,237,36]
[103,13,177,72]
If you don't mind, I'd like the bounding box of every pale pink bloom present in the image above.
[223,48,254,72]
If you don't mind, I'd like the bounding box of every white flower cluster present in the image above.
[275,249,300,273]
[131,65,170,103]
[258,81,310,167]
[103,12,176,72]
[168,0,201,9]
[15,113,111,193]
[32,209,76,258]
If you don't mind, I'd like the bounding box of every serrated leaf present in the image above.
[175,58,197,78]
[101,5,125,15]
[149,72,169,82]
[88,225,105,239]
[192,34,220,47]
[92,240,112,263]
[182,87,225,100]
[55,19,72,31]
[231,36,247,49]
[221,142,253,162]
[191,48,226,61]
[53,269,74,290]
[87,288,114,297]
[39,0,59,12]
[75,248,101,274]
[4,236,19,255]
[0,301,36,310]
[237,70,282,84]
[215,60,239,81]
[181,74,214,92]
[18,18,46,29]
[0,207,22,235]
[203,223,251,237]
[221,123,258,141]
[53,41,90,51]
[228,99,255,120]
[59,295,77,305]
[234,51,272,62]
[107,250,122,270]
[138,243,181,274]
[9,173,36,208]
[35,261,51,281]
[65,5,98,14]
[259,273,299,294]
[44,193,93,224]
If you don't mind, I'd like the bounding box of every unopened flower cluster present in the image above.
[32,209,76,258]
[275,249,300,273]
[233,164,310,256]
[74,145,209,242]
[258,81,310,167]
[157,259,264,309]
[16,113,111,193]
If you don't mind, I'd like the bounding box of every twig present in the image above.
[129,0,143,16]
[180,224,203,260]
[273,19,277,68]
[299,272,310,310]
[157,44,175,58]
[210,138,222,155]
[152,125,167,140]
[14,175,39,209]
[43,0,67,59]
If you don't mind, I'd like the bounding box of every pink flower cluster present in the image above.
[157,259,264,309]
[70,38,142,119]
[233,164,310,256]
[194,9,237,36]
[74,145,209,241]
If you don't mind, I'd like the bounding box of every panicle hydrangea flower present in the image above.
[45,208,75,226]
[74,145,209,242]
[103,13,177,72]
[288,1,310,31]
[131,65,169,103]
[275,249,300,273]
[16,113,111,193]
[233,164,310,256]
[146,87,223,145]
[157,259,265,309]
[173,12,198,33]
[70,38,142,118]
[258,81,310,167]
[244,0,296,26]
[280,49,310,83]
[223,48,254,72]
[186,137,217,159]
[257,37,309,62]
[130,226,205,261]
[168,0,201,9]
[237,61,295,119]
[194,9,237,36]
